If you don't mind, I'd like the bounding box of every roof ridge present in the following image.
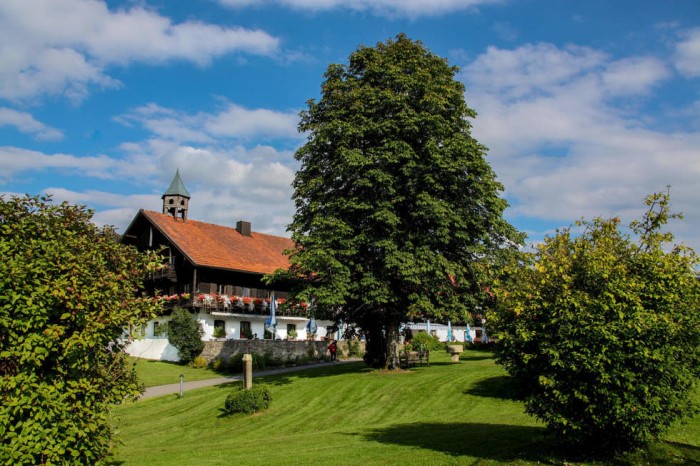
[142,210,291,241]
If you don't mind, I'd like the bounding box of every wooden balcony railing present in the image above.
[159,295,309,318]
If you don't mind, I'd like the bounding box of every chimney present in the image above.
[236,220,252,237]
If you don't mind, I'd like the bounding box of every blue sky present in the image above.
[1,0,699,252]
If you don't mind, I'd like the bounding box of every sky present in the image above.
[1,0,699,252]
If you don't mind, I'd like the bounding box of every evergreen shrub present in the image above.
[224,385,273,415]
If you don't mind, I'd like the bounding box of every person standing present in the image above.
[328,340,337,361]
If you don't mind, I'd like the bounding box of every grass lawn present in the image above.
[130,357,222,388]
[113,350,699,465]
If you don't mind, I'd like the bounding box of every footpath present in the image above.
[141,359,359,400]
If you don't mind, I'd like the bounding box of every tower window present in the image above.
[169,199,174,204]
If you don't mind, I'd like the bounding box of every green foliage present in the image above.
[277,34,522,368]
[0,195,161,464]
[167,307,204,364]
[223,384,273,415]
[213,326,226,338]
[409,331,442,352]
[288,328,298,339]
[346,339,363,358]
[189,356,207,369]
[491,192,700,451]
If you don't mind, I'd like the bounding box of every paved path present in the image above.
[142,359,360,399]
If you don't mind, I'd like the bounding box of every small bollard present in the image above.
[179,373,184,398]
[243,354,253,390]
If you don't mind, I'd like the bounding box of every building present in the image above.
[122,171,332,360]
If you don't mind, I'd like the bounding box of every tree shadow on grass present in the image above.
[362,422,557,463]
[464,375,524,401]
[362,422,700,464]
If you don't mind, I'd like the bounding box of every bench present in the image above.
[399,350,429,369]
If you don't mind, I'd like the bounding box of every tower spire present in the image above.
[162,169,190,220]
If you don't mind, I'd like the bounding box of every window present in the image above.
[287,324,296,333]
[214,320,226,338]
[240,321,251,339]
[169,199,174,204]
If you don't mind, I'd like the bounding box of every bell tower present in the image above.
[162,169,190,220]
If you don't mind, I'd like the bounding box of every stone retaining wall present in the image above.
[201,339,365,363]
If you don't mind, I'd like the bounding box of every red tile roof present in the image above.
[141,210,293,274]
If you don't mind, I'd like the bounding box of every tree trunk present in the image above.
[385,320,400,370]
[363,324,386,368]
[363,319,401,370]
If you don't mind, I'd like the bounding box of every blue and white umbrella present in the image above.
[465,323,472,343]
[447,320,453,342]
[482,322,488,344]
[265,292,278,340]
[426,319,431,334]
[306,298,318,337]
[306,318,318,336]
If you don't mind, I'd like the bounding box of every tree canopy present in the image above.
[491,192,700,451]
[0,195,161,463]
[281,34,522,367]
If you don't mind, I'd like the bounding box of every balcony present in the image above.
[159,294,309,318]
[149,264,177,282]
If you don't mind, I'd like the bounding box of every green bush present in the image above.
[213,326,226,338]
[189,356,207,368]
[347,339,363,357]
[223,385,272,415]
[0,195,161,464]
[409,332,442,352]
[167,307,204,364]
[209,358,224,371]
[491,192,700,451]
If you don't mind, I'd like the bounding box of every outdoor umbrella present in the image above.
[265,292,278,340]
[465,323,472,343]
[426,319,431,334]
[306,298,318,338]
[447,321,453,342]
[482,323,488,344]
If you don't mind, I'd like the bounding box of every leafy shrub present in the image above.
[0,195,161,464]
[209,358,223,371]
[167,307,204,363]
[190,356,207,368]
[491,192,700,451]
[213,326,226,338]
[409,331,442,352]
[347,339,363,357]
[223,385,273,415]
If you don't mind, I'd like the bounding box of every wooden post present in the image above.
[243,353,253,389]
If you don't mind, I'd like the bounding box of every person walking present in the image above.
[328,340,337,361]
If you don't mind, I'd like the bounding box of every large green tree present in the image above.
[0,195,161,464]
[490,192,700,451]
[283,34,521,368]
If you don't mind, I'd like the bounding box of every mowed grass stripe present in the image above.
[112,350,699,465]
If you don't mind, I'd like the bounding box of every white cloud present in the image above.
[601,57,669,96]
[0,0,279,102]
[0,107,63,140]
[205,104,300,139]
[461,42,700,251]
[117,102,301,142]
[114,138,297,234]
[216,0,501,18]
[675,27,700,77]
[0,135,297,235]
[0,146,118,180]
